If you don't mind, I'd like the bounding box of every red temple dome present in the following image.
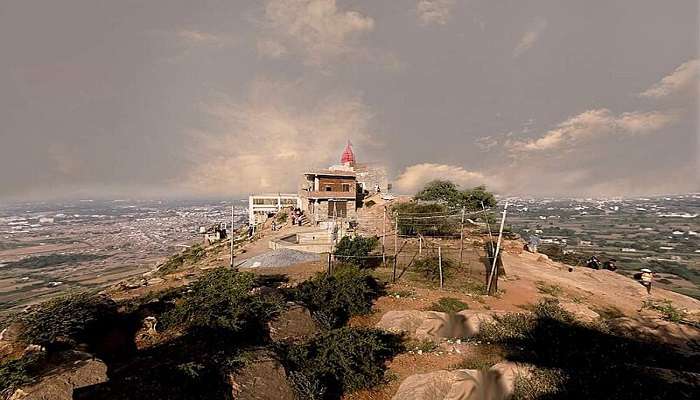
[340,141,355,165]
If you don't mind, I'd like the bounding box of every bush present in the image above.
[16,292,117,350]
[283,327,403,399]
[292,266,384,329]
[0,353,44,393]
[333,236,380,268]
[535,281,563,297]
[157,244,206,275]
[392,202,459,237]
[275,212,288,223]
[414,180,496,210]
[162,268,284,334]
[413,256,455,282]
[641,299,687,323]
[429,297,469,314]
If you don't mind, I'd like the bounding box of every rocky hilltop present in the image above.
[1,194,699,400]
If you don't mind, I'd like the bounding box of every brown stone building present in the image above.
[300,169,358,223]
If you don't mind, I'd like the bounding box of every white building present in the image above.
[248,193,302,225]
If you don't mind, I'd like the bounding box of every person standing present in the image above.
[640,268,653,294]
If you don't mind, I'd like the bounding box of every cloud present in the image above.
[508,108,679,152]
[261,0,374,65]
[416,0,455,26]
[640,59,699,98]
[176,30,229,47]
[475,135,499,152]
[513,17,547,58]
[394,163,496,193]
[257,39,288,58]
[183,78,375,196]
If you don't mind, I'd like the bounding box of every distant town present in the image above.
[508,193,700,299]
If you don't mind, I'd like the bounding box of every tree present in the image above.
[414,180,461,204]
[414,180,497,211]
[459,185,497,210]
[334,236,380,268]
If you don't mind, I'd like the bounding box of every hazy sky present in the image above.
[1,0,698,200]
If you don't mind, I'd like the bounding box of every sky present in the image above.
[1,0,698,200]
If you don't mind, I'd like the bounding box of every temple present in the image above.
[299,141,389,224]
[248,142,389,226]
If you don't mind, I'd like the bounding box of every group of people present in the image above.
[290,208,304,226]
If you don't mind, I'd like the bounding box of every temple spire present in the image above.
[340,141,355,165]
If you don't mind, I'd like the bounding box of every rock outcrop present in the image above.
[376,310,500,342]
[228,350,295,400]
[9,351,108,400]
[268,303,318,342]
[559,302,600,323]
[392,362,529,400]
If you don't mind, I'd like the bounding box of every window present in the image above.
[342,184,350,192]
[325,185,332,191]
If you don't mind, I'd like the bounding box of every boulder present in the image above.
[392,362,529,400]
[268,303,318,342]
[0,323,26,359]
[559,302,600,323]
[377,310,498,342]
[10,351,108,400]
[607,316,700,352]
[229,350,295,400]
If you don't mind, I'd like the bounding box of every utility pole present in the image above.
[486,201,508,295]
[230,205,234,269]
[382,207,386,266]
[438,246,443,289]
[459,207,465,267]
[481,201,494,254]
[393,212,398,282]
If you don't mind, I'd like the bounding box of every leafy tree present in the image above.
[292,266,384,329]
[459,185,497,210]
[163,268,284,334]
[392,202,459,237]
[414,180,461,204]
[333,236,379,268]
[413,180,496,211]
[16,292,118,350]
[284,327,403,399]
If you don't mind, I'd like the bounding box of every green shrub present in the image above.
[275,212,288,223]
[158,244,206,275]
[16,292,117,350]
[429,297,469,314]
[334,236,380,268]
[284,327,403,399]
[535,281,563,297]
[0,353,44,393]
[512,368,565,400]
[641,299,686,323]
[292,266,384,329]
[392,202,459,237]
[162,268,284,333]
[413,256,455,282]
[414,181,496,210]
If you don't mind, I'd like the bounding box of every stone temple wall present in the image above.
[355,163,389,193]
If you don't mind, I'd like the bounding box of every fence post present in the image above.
[459,207,465,267]
[393,212,398,282]
[382,207,386,267]
[487,202,508,295]
[438,246,443,289]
